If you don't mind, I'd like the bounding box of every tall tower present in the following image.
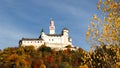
[49,19,55,34]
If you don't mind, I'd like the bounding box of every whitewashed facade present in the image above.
[19,19,74,50]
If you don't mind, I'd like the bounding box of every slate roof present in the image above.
[46,34,62,36]
[21,38,43,40]
[62,28,69,30]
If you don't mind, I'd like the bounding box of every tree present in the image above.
[53,64,59,68]
[38,45,51,52]
[86,0,120,46]
[86,0,120,67]
[47,55,54,64]
[17,47,25,56]
[51,49,56,55]
[88,44,120,67]
[24,45,36,57]
[33,58,46,68]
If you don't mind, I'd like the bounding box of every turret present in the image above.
[49,19,55,34]
[62,28,69,37]
[39,28,45,38]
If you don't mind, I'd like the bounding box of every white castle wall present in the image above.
[21,40,44,49]
[42,35,64,44]
[20,20,73,50]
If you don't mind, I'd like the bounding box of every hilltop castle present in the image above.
[19,19,75,50]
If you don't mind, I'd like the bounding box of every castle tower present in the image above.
[49,19,55,34]
[62,28,69,45]
[62,28,69,37]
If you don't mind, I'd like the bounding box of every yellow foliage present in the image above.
[40,64,46,68]
[93,14,97,20]
[86,31,90,39]
[97,4,101,10]
[79,65,88,68]
[86,0,120,46]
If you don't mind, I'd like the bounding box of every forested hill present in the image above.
[0,44,119,68]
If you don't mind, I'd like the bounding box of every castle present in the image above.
[19,19,75,50]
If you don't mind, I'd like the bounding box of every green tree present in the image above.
[38,45,51,52]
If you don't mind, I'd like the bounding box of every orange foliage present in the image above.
[53,64,59,68]
[52,49,56,55]
[47,56,54,64]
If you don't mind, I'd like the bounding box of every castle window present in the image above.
[52,39,54,41]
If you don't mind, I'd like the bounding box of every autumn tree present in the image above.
[86,0,120,67]
[53,64,59,68]
[17,46,25,56]
[89,44,120,67]
[24,45,36,56]
[33,58,46,68]
[0,49,2,55]
[86,0,120,46]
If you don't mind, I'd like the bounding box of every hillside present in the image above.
[0,44,119,68]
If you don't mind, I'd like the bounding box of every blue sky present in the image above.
[0,0,98,51]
